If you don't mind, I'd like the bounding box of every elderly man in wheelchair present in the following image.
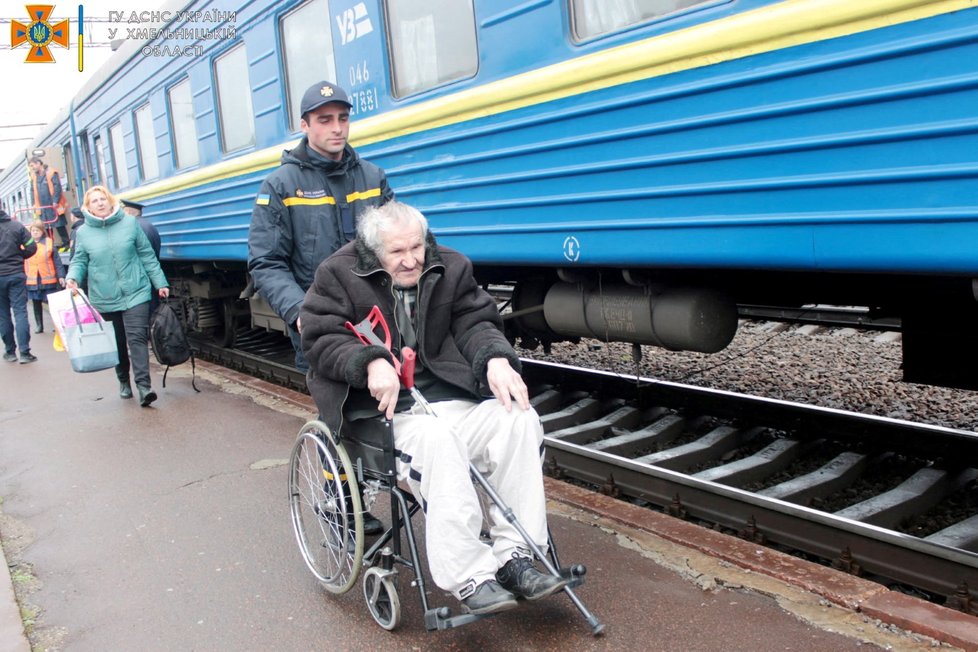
[294,200,587,624]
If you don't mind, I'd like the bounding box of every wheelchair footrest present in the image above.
[424,606,486,631]
[559,563,586,589]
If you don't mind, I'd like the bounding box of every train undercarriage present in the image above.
[161,259,978,391]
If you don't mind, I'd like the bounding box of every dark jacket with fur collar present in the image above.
[300,232,520,434]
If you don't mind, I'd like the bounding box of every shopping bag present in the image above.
[61,304,97,328]
[63,292,119,373]
[47,288,75,335]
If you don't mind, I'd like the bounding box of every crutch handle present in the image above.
[346,306,401,374]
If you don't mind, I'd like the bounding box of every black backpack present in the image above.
[150,300,200,392]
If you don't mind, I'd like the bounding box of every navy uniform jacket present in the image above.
[247,138,393,327]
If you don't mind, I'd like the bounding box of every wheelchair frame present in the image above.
[288,417,603,634]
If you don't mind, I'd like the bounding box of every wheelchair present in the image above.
[288,416,603,634]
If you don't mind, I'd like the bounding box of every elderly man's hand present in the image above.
[486,357,529,412]
[367,357,401,419]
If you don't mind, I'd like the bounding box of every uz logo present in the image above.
[337,3,373,45]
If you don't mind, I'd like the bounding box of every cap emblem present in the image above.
[320,86,334,98]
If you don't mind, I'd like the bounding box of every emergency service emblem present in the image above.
[11,4,69,63]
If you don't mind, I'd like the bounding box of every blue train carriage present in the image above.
[11,0,978,389]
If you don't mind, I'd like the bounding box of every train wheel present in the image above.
[288,421,364,594]
[363,567,401,630]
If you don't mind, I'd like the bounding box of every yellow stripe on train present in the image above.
[125,0,975,204]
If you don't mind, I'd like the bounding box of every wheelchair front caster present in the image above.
[363,566,401,630]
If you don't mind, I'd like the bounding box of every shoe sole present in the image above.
[140,391,158,407]
[504,576,572,602]
[19,358,37,364]
[461,598,518,615]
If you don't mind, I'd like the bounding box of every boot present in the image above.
[496,554,569,601]
[119,380,133,399]
[137,386,157,407]
[32,301,43,333]
[461,580,517,615]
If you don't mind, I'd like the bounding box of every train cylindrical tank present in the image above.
[542,283,737,353]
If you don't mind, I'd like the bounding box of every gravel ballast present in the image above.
[516,320,978,433]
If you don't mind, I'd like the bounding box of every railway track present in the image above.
[192,332,978,616]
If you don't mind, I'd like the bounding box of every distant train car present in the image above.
[2,0,977,388]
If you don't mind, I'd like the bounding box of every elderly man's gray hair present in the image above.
[357,201,429,256]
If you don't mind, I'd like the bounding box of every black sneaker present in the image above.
[363,511,384,536]
[461,580,517,615]
[19,352,37,364]
[496,554,569,601]
[3,352,16,362]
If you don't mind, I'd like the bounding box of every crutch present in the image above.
[346,307,605,635]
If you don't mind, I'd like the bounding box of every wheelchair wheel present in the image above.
[288,420,364,594]
[362,567,401,630]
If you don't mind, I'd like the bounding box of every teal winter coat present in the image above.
[67,205,168,312]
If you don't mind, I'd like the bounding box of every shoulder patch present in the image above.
[256,194,270,206]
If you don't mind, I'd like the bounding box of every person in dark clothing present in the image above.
[121,199,161,259]
[0,206,39,363]
[122,199,162,315]
[249,81,393,536]
[29,157,69,248]
[248,81,394,373]
[300,201,569,616]
[67,208,87,295]
[68,208,85,261]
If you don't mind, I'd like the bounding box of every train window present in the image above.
[281,0,336,131]
[134,103,159,181]
[385,0,478,97]
[570,0,713,40]
[168,78,200,169]
[93,135,108,186]
[214,43,256,153]
[108,122,129,190]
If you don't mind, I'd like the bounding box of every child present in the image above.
[24,221,66,333]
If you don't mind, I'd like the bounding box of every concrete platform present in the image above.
[0,336,976,651]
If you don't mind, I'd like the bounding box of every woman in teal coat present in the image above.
[66,185,170,406]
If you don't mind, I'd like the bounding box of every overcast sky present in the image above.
[0,1,162,170]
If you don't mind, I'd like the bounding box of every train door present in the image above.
[79,133,94,191]
[60,141,80,209]
[27,145,77,211]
